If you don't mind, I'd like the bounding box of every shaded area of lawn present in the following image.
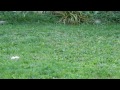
[0,23,120,79]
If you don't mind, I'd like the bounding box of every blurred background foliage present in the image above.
[0,11,120,24]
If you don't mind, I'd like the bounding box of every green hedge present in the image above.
[0,11,120,24]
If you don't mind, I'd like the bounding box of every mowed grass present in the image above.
[0,23,120,79]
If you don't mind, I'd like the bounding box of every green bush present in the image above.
[0,11,120,25]
[91,11,120,24]
[0,11,59,24]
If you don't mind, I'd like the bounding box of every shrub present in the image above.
[51,11,91,24]
[91,11,120,24]
[0,11,58,24]
[51,11,120,24]
[0,11,120,25]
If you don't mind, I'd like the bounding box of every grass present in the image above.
[0,23,120,79]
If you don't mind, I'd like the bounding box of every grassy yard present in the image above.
[0,23,120,79]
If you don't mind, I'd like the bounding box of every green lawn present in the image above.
[0,23,120,79]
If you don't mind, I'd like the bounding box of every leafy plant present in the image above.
[51,11,90,24]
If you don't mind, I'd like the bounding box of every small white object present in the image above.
[94,11,99,15]
[94,19,101,24]
[11,56,20,60]
[0,21,6,25]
